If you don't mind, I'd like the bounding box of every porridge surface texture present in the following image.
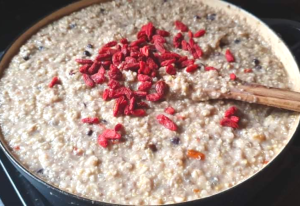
[0,0,297,205]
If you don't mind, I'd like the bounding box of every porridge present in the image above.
[0,0,298,205]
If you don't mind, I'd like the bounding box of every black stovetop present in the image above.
[1,1,300,206]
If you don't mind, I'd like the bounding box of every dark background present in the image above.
[1,0,300,206]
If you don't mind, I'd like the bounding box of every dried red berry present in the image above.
[114,123,123,131]
[102,129,121,139]
[103,89,111,101]
[112,51,123,66]
[161,59,176,67]
[165,106,175,115]
[79,64,90,73]
[154,42,167,54]
[123,62,140,71]
[155,81,167,96]
[102,41,118,48]
[225,49,235,62]
[140,46,150,57]
[174,20,188,32]
[180,59,194,68]
[98,135,108,148]
[244,68,253,73]
[186,64,198,73]
[166,64,177,75]
[82,117,99,124]
[108,79,121,89]
[146,93,162,102]
[181,40,189,51]
[156,29,170,37]
[75,59,93,64]
[108,65,122,80]
[194,29,206,38]
[49,76,60,88]
[156,114,177,131]
[224,106,237,118]
[137,74,152,82]
[188,30,193,39]
[83,74,95,88]
[138,81,152,91]
[152,35,166,44]
[120,38,129,44]
[131,109,147,116]
[230,73,236,80]
[230,116,240,123]
[91,66,106,84]
[144,22,156,40]
[134,91,148,97]
[95,53,111,61]
[220,118,239,129]
[173,32,184,48]
[137,101,149,108]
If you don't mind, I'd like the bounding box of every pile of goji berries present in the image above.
[72,21,239,147]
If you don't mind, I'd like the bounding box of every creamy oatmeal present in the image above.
[0,0,298,205]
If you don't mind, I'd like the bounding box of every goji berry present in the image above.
[88,62,101,75]
[186,64,198,73]
[161,59,176,67]
[174,20,188,32]
[103,89,111,101]
[49,76,60,88]
[102,41,118,48]
[166,64,177,75]
[224,106,237,117]
[79,64,90,73]
[82,117,99,124]
[91,66,106,84]
[138,81,152,91]
[108,65,122,80]
[146,93,162,101]
[194,29,206,38]
[98,135,108,148]
[188,30,193,39]
[205,66,217,71]
[230,73,236,80]
[165,106,175,115]
[220,118,239,129]
[83,74,95,88]
[225,49,235,62]
[156,114,177,131]
[137,74,152,82]
[114,123,123,131]
[102,129,121,139]
[155,81,167,96]
[75,59,93,64]
[156,29,170,37]
[108,79,121,89]
[131,109,147,116]
[173,32,184,48]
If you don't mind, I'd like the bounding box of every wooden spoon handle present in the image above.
[223,85,300,112]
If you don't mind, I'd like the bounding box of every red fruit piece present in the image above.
[123,62,140,71]
[230,116,239,123]
[95,53,111,61]
[129,97,136,111]
[205,66,217,71]
[137,101,149,108]
[137,74,152,82]
[225,49,235,62]
[194,29,206,38]
[146,93,162,102]
[174,20,188,32]
[131,109,147,116]
[244,68,253,73]
[173,32,184,48]
[165,106,175,115]
[154,42,167,54]
[98,135,108,148]
[152,35,166,44]
[108,79,121,89]
[156,114,178,131]
[91,66,106,84]
[49,76,60,88]
[88,62,101,74]
[81,117,99,124]
[120,38,129,44]
[79,64,90,73]
[75,59,93,65]
[138,81,152,91]
[188,30,193,39]
[103,41,118,48]
[103,89,111,101]
[155,81,167,96]
[102,129,121,139]
[220,118,239,129]
[114,123,123,131]
[144,22,156,40]
[109,65,122,80]
[112,51,123,66]
[194,45,203,58]
[166,64,177,75]
[134,91,148,97]
[113,96,127,117]
[140,46,150,57]
[180,59,194,68]
[230,73,236,80]
[146,57,159,70]
[130,37,147,47]
[224,106,237,118]
[156,29,170,37]
[161,59,176,67]
[83,74,95,88]
[181,40,189,51]
[186,64,198,73]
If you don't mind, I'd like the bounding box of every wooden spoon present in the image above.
[221,84,300,112]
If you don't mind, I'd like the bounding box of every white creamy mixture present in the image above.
[0,0,297,205]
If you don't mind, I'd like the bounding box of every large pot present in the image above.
[0,0,300,205]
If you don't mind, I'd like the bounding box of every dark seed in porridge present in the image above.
[148,143,158,152]
[69,23,76,29]
[253,58,260,66]
[69,70,76,75]
[23,56,29,61]
[100,8,105,13]
[83,102,87,108]
[194,15,201,20]
[87,129,93,136]
[171,137,180,145]
[207,13,216,21]
[234,39,241,44]
[255,65,262,70]
[37,168,44,174]
[100,119,108,124]
[84,50,91,57]
[38,46,44,50]
[87,44,93,48]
